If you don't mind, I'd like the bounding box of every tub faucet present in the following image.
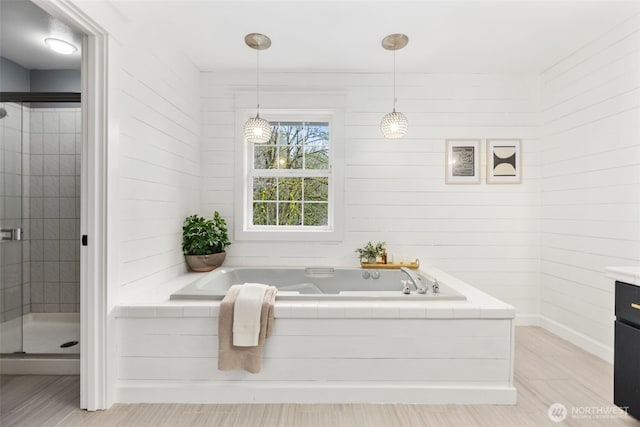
[432,279,440,294]
[400,267,427,294]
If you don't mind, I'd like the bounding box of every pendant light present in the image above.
[380,33,409,139]
[243,33,272,144]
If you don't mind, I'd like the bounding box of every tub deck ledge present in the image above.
[115,266,515,320]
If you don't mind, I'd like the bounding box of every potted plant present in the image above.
[355,241,386,264]
[182,212,231,272]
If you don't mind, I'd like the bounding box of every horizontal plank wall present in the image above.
[74,0,202,292]
[82,8,203,292]
[201,72,540,318]
[116,315,514,403]
[540,13,640,360]
[115,39,201,291]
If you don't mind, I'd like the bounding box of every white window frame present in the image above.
[249,116,333,231]
[235,106,344,242]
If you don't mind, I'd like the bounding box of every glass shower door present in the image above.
[0,101,24,354]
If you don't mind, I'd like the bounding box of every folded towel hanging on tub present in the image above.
[218,284,277,373]
[233,283,269,346]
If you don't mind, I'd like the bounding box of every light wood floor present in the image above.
[1,326,639,427]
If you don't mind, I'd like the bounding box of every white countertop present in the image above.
[605,266,640,287]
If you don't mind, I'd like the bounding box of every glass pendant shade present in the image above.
[380,33,409,139]
[244,33,272,144]
[244,114,272,144]
[380,109,408,139]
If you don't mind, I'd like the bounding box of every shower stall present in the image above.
[0,93,81,373]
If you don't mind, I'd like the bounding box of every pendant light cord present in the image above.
[393,48,397,112]
[256,45,261,116]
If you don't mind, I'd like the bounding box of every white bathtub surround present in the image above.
[115,266,515,404]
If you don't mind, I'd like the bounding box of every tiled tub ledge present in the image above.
[115,266,515,319]
[114,267,516,405]
[115,300,513,320]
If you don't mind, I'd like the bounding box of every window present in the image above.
[250,120,331,229]
[235,103,344,242]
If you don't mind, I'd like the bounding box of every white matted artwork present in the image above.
[445,139,480,184]
[486,139,521,184]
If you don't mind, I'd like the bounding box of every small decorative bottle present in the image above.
[381,251,387,264]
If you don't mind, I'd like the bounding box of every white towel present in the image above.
[233,283,269,347]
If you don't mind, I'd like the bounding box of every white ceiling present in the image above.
[0,0,82,70]
[112,0,640,73]
[1,0,639,73]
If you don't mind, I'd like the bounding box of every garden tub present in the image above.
[116,265,516,405]
[170,267,466,301]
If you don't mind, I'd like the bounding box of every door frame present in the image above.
[32,0,110,410]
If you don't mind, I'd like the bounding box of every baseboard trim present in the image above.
[116,380,517,404]
[538,315,613,363]
[514,314,541,326]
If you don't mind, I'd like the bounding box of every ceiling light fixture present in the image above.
[243,33,272,144]
[44,37,77,55]
[380,33,409,139]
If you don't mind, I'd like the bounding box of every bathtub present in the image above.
[170,267,466,301]
[115,265,516,405]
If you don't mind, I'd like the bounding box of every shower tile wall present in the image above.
[0,102,27,324]
[29,107,80,313]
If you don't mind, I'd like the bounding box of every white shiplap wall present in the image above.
[201,72,540,317]
[73,1,202,292]
[540,13,640,359]
[116,315,515,404]
[116,39,201,290]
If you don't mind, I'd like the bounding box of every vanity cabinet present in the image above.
[614,280,640,420]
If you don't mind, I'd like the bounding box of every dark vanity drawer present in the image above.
[614,320,640,419]
[615,281,640,327]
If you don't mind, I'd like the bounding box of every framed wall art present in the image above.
[445,139,480,184]
[486,139,521,184]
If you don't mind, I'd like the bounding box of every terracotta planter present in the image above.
[185,252,226,272]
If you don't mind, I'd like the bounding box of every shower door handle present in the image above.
[1,228,21,241]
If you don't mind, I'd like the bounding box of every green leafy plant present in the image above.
[182,212,231,255]
[355,241,386,262]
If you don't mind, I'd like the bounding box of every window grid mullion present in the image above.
[251,170,330,178]
[302,121,306,171]
[301,177,305,226]
[249,119,330,229]
[275,177,280,226]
